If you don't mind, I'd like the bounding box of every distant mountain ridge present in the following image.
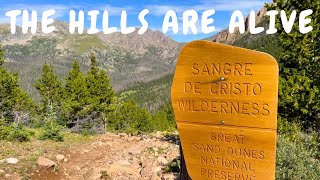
[0,7,279,112]
[0,20,182,100]
[209,7,267,44]
[125,6,280,112]
[0,21,180,56]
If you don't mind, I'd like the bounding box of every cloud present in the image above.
[1,4,70,17]
[0,4,72,24]
[146,0,268,16]
[0,3,137,24]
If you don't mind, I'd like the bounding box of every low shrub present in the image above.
[276,132,320,180]
[0,119,33,142]
[38,118,64,142]
[38,107,64,142]
[107,101,153,134]
[164,158,180,173]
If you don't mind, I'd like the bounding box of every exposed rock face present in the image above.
[97,28,179,55]
[0,20,180,56]
[212,7,267,44]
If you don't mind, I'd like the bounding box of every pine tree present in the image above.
[86,53,115,115]
[81,53,116,133]
[0,45,33,123]
[0,45,4,66]
[0,68,20,120]
[268,1,320,130]
[35,64,64,114]
[88,53,99,77]
[63,61,88,122]
[86,53,99,104]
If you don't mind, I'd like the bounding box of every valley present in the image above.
[118,7,280,112]
[0,3,319,180]
[0,7,279,112]
[0,21,181,105]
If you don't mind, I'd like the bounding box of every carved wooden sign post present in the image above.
[171,41,278,180]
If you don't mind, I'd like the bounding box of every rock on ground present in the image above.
[56,154,66,162]
[30,132,180,180]
[37,156,56,168]
[5,158,19,164]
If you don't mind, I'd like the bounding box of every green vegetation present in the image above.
[62,61,88,125]
[267,1,319,131]
[151,104,176,131]
[33,53,116,135]
[233,2,320,180]
[164,158,180,173]
[0,46,33,142]
[59,34,108,55]
[0,119,33,142]
[3,35,176,103]
[0,44,4,65]
[263,4,320,177]
[119,74,173,112]
[0,45,34,123]
[233,33,281,60]
[107,101,153,134]
[35,63,64,116]
[38,105,64,142]
[276,116,320,179]
[276,132,320,180]
[107,101,176,134]
[1,43,176,142]
[5,37,60,60]
[0,67,32,122]
[0,2,319,178]
[3,37,75,102]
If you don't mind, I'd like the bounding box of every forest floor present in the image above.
[0,131,180,180]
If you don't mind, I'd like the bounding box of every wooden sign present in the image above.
[171,41,278,180]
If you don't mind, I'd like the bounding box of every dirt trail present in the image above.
[29,132,180,180]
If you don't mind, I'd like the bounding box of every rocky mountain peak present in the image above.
[212,7,267,44]
[97,28,179,54]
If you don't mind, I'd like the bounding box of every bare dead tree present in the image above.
[13,111,30,125]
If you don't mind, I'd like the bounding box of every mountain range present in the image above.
[0,7,279,111]
[0,20,182,101]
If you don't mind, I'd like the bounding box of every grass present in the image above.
[0,129,94,178]
[59,34,108,55]
[146,146,167,156]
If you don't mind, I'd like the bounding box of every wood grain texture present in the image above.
[178,123,276,180]
[171,41,278,180]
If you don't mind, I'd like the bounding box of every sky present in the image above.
[0,0,272,42]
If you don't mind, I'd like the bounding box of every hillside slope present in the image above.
[125,6,281,111]
[119,74,173,112]
[0,7,281,111]
[0,21,182,100]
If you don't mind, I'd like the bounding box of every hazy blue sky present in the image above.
[0,0,271,42]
